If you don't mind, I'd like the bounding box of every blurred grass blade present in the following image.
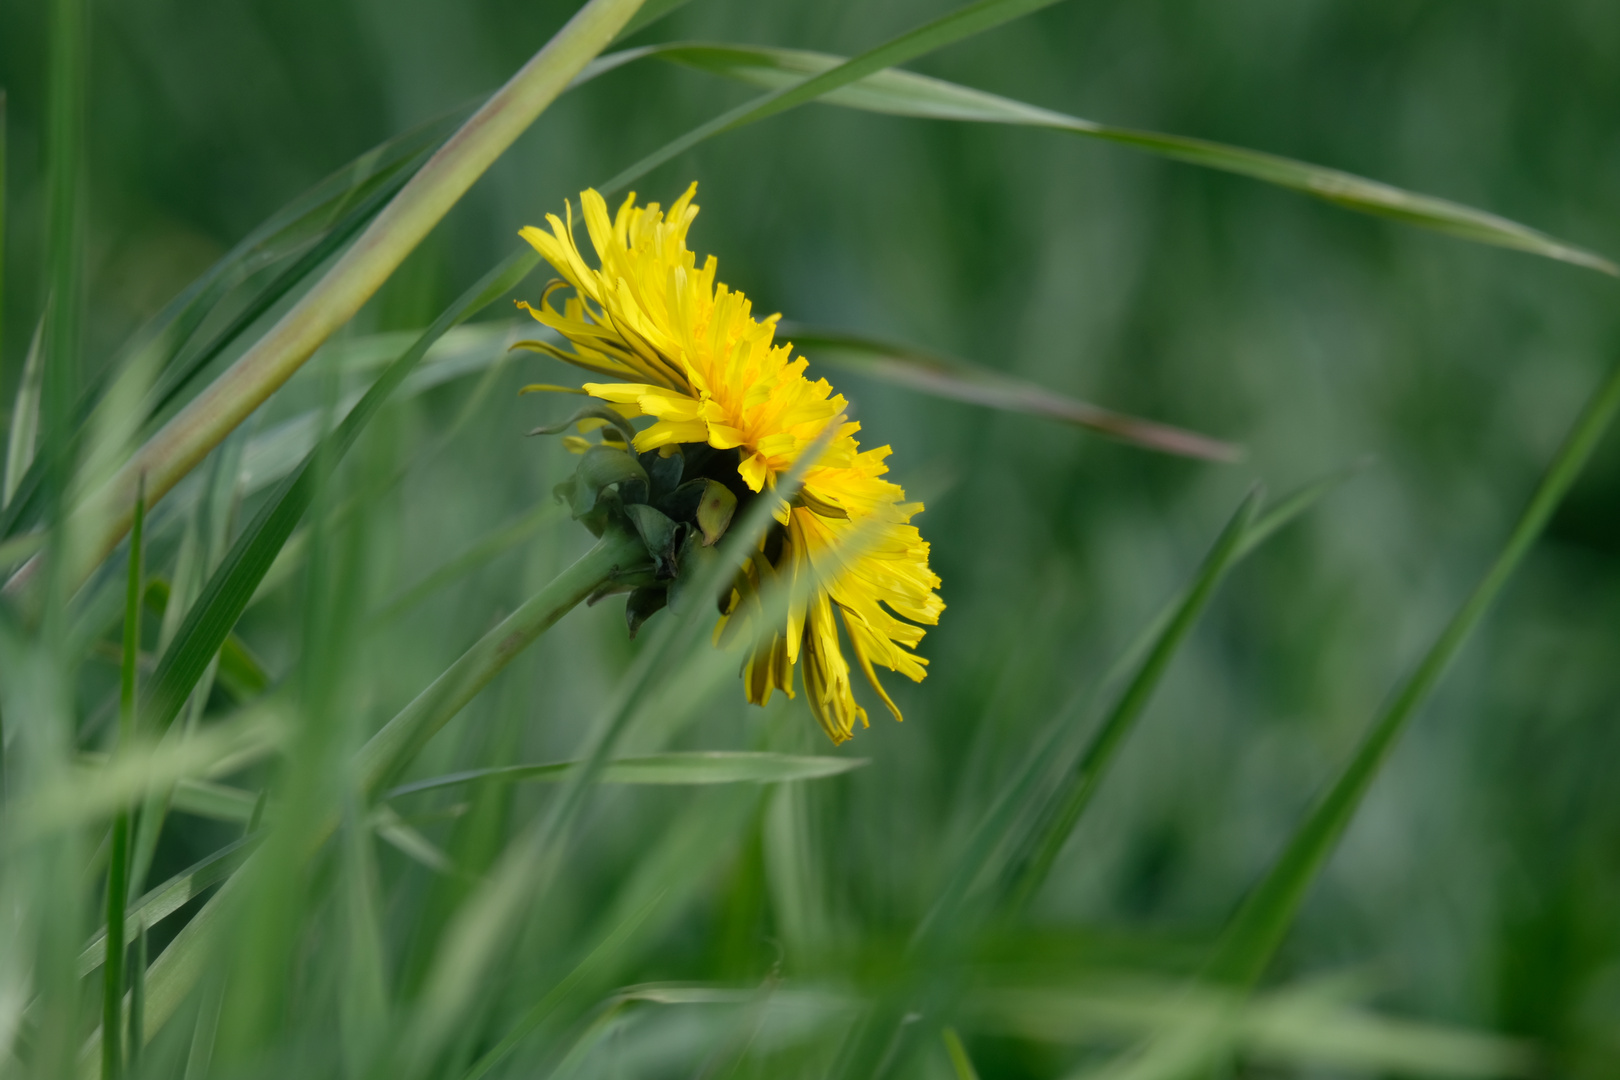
[141,159,422,420]
[8,707,283,844]
[782,324,1240,462]
[372,805,457,875]
[387,752,868,798]
[403,423,840,1071]
[1007,487,1261,908]
[60,0,648,594]
[460,891,668,1080]
[914,486,1274,949]
[373,501,560,622]
[127,923,145,1071]
[0,111,451,543]
[168,778,258,824]
[1100,462,1367,692]
[4,317,45,508]
[648,43,1616,275]
[975,978,1536,1079]
[943,1027,981,1080]
[101,483,143,1080]
[140,252,540,739]
[39,0,87,556]
[353,525,646,799]
[77,836,255,976]
[1201,358,1620,990]
[0,88,6,387]
[598,0,1069,194]
[611,0,694,42]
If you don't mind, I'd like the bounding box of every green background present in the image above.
[2,0,1619,1074]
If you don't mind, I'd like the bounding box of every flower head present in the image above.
[518,185,943,743]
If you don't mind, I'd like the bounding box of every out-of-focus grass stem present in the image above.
[60,0,647,594]
[1,88,8,390]
[102,483,143,1080]
[42,0,86,635]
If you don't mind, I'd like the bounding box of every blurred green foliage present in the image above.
[3,0,1620,1076]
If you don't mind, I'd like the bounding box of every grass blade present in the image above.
[100,484,143,1080]
[4,317,44,509]
[372,501,560,622]
[611,0,695,43]
[402,423,841,1071]
[140,252,540,739]
[58,0,647,596]
[649,43,1615,275]
[943,1027,981,1080]
[782,323,1241,462]
[0,87,6,413]
[597,0,1069,194]
[0,110,450,543]
[1098,462,1368,694]
[972,978,1536,1078]
[77,834,257,975]
[1005,487,1262,911]
[39,0,86,564]
[386,752,869,798]
[9,707,283,845]
[126,923,145,1072]
[1203,358,1620,989]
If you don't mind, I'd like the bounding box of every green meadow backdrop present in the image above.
[2,0,1619,1077]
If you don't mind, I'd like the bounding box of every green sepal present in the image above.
[625,586,668,639]
[642,446,685,500]
[563,446,650,520]
[667,530,723,616]
[623,503,686,580]
[656,478,708,523]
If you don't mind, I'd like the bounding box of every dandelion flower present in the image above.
[517,184,943,744]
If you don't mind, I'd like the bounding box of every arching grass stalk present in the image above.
[56,0,647,594]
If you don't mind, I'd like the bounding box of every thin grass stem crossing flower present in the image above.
[516,184,944,742]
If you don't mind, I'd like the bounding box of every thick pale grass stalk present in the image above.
[78,529,649,1072]
[59,0,645,593]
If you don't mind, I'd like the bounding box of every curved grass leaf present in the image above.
[1004,487,1261,911]
[138,251,541,739]
[781,323,1241,462]
[1098,460,1369,692]
[56,0,647,600]
[77,836,257,977]
[387,752,868,799]
[646,43,1616,275]
[1202,359,1620,990]
[6,707,283,845]
[0,111,455,545]
[167,778,258,824]
[597,0,1072,194]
